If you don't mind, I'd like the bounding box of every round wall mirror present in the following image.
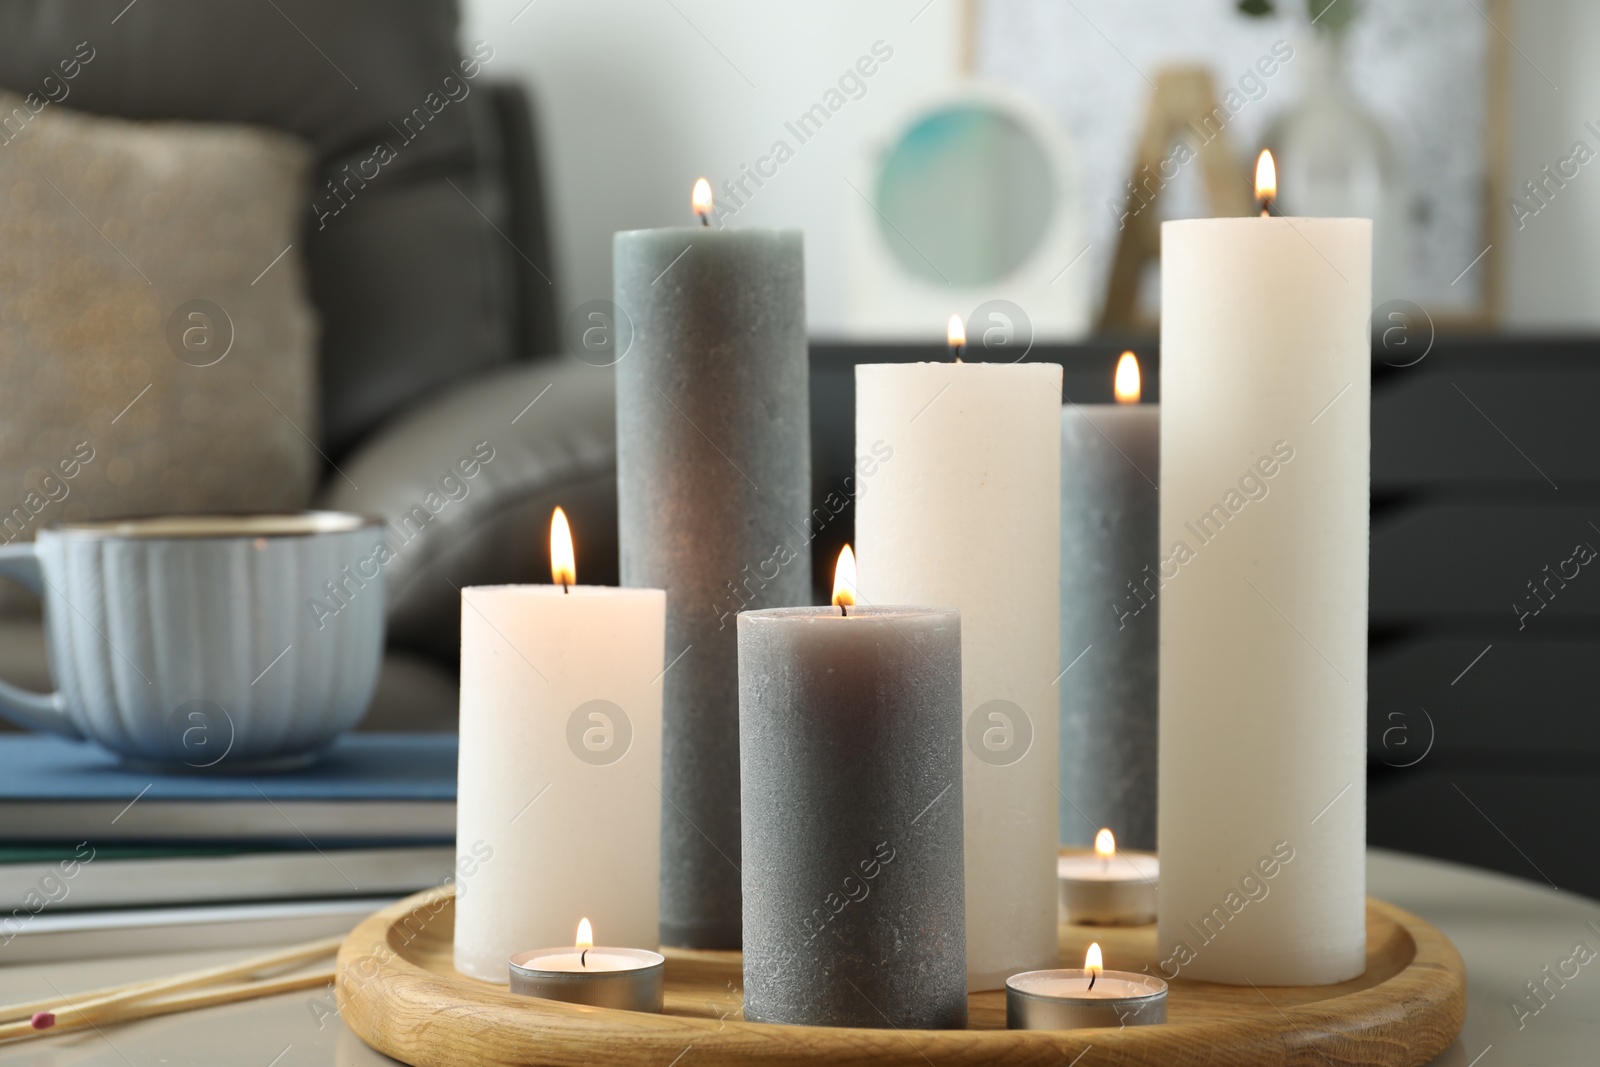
[872,102,1055,288]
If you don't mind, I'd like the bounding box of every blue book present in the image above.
[0,733,457,843]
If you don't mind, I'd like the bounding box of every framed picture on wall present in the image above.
[973,0,1509,329]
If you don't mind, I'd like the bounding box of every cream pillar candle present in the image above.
[455,509,666,982]
[1157,182,1370,984]
[856,355,1062,992]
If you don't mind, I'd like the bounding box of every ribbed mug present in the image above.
[0,513,387,769]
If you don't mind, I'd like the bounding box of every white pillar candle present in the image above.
[454,509,666,982]
[1157,193,1370,984]
[856,356,1062,992]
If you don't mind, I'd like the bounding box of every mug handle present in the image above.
[0,543,78,738]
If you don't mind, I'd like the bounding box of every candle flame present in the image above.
[946,314,966,351]
[1085,942,1103,975]
[576,917,594,950]
[832,544,858,609]
[551,507,577,588]
[1113,353,1141,405]
[1255,150,1277,208]
[692,178,713,220]
[1094,828,1117,860]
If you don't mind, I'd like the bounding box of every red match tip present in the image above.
[31,1011,56,1029]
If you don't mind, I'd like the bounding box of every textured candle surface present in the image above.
[738,606,966,1029]
[615,226,810,949]
[1059,403,1160,849]
[855,361,1062,991]
[454,585,664,982]
[1157,216,1370,986]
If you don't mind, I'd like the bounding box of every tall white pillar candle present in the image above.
[1157,214,1370,986]
[455,513,666,982]
[856,359,1062,991]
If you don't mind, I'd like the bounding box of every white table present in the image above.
[0,849,1592,1065]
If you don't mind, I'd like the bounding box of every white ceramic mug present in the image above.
[0,513,388,770]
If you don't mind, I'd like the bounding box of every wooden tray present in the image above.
[336,886,1465,1066]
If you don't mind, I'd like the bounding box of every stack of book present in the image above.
[0,733,457,961]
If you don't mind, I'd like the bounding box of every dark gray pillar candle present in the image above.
[738,606,966,1029]
[614,226,810,949]
[1059,403,1160,850]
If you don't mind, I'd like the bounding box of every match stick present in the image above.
[0,967,335,1042]
[0,934,341,1032]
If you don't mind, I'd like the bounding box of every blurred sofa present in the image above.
[0,0,620,730]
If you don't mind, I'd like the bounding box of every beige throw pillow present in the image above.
[0,91,318,542]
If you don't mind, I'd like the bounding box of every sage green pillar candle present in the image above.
[614,220,810,949]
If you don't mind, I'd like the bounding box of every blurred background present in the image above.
[0,0,1597,902]
[467,0,1595,334]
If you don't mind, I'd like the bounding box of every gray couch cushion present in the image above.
[317,359,619,666]
[0,0,519,457]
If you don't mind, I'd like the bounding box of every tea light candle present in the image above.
[1057,830,1159,926]
[1007,943,1168,1030]
[509,918,665,1012]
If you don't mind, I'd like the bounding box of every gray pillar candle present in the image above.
[1059,368,1160,850]
[614,216,810,950]
[738,605,966,1029]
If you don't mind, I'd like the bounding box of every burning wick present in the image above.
[946,314,966,363]
[576,917,594,969]
[1255,149,1276,218]
[692,178,713,228]
[551,506,576,595]
[1085,942,1103,992]
[1095,827,1116,874]
[1113,353,1141,405]
[832,544,857,617]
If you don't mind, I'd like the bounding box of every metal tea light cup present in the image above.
[1006,968,1168,1030]
[508,947,665,1012]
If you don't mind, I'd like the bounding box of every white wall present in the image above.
[462,0,964,338]
[1502,0,1600,330]
[465,0,1600,336]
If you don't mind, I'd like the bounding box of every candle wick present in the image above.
[1087,970,1097,992]
[949,344,963,364]
[839,603,847,617]
[1258,199,1273,218]
[562,579,571,595]
[580,948,588,968]
[697,212,709,228]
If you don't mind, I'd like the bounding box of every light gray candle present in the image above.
[614,221,810,950]
[738,605,966,1029]
[1059,389,1160,850]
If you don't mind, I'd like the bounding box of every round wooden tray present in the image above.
[336,886,1465,1066]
